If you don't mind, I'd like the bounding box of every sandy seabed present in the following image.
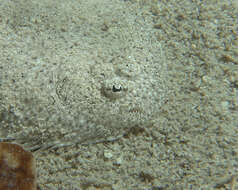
[0,0,238,189]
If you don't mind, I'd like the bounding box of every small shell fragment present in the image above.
[0,142,37,190]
